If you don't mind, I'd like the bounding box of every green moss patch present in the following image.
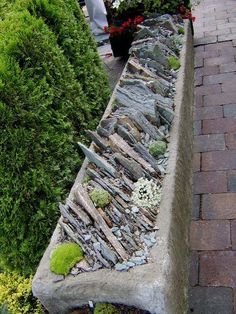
[94,303,119,314]
[178,27,185,34]
[89,188,111,208]
[149,141,167,158]
[168,56,181,70]
[50,243,84,276]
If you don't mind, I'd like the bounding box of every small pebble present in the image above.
[70,267,79,276]
[111,227,119,233]
[93,242,101,251]
[115,263,128,271]
[84,234,92,241]
[127,261,135,267]
[131,206,139,214]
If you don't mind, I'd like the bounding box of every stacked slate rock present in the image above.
[58,14,184,275]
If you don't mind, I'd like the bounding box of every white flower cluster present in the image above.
[112,0,124,9]
[131,178,162,210]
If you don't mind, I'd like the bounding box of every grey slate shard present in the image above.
[134,27,156,40]
[85,130,108,151]
[97,117,117,138]
[134,143,163,175]
[114,153,144,181]
[97,236,118,265]
[130,42,169,67]
[115,80,173,121]
[114,107,164,140]
[78,142,117,177]
[155,102,175,126]
[147,80,170,97]
[116,125,137,145]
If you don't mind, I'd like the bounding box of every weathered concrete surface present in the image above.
[32,21,194,314]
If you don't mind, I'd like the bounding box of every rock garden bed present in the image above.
[33,15,194,314]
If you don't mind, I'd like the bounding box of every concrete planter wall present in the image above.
[32,20,194,314]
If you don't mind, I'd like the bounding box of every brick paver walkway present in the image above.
[189,0,236,313]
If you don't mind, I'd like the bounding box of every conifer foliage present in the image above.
[0,0,110,274]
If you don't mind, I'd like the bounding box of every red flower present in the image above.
[134,15,144,25]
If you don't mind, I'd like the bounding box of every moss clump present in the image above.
[168,56,181,70]
[89,188,111,208]
[50,243,83,276]
[149,141,167,158]
[94,303,119,314]
[178,27,185,34]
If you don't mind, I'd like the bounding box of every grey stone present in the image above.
[147,80,170,97]
[98,237,118,265]
[92,262,102,271]
[134,28,156,40]
[115,263,128,271]
[155,103,175,126]
[85,130,108,151]
[143,239,153,248]
[159,19,178,34]
[78,142,117,178]
[134,143,163,174]
[111,227,119,233]
[140,58,165,74]
[135,250,145,257]
[114,153,144,181]
[84,234,92,241]
[131,206,139,214]
[70,267,79,276]
[130,42,168,67]
[93,242,101,251]
[114,107,164,140]
[126,261,135,267]
[114,230,122,238]
[100,118,117,135]
[76,260,91,272]
[117,125,137,144]
[130,257,146,265]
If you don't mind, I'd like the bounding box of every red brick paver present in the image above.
[190,0,236,312]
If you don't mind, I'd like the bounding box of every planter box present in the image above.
[32,20,194,314]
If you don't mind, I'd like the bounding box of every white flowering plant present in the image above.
[131,178,162,210]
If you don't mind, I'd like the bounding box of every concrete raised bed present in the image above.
[32,20,194,314]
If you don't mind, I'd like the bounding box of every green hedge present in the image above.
[0,1,109,275]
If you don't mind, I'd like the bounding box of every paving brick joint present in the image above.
[190,0,236,312]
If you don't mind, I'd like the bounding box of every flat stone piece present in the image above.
[116,125,137,144]
[114,153,144,181]
[114,107,164,140]
[134,27,156,40]
[100,117,117,136]
[85,130,108,151]
[78,142,117,177]
[189,287,233,314]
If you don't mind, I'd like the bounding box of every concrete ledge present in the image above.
[32,20,194,314]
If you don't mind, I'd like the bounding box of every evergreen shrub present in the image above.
[0,1,109,274]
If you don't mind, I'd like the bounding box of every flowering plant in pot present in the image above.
[104,15,144,58]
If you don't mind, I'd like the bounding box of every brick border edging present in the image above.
[32,20,194,314]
